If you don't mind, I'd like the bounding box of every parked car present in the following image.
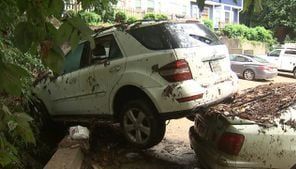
[264,48,296,78]
[32,21,238,148]
[189,83,296,169]
[229,54,277,80]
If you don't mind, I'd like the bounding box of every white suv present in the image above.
[32,21,238,148]
[264,48,296,77]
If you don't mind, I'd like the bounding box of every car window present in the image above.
[285,50,296,55]
[91,35,123,64]
[63,43,85,74]
[233,56,251,62]
[269,50,281,57]
[229,55,236,61]
[253,56,268,63]
[129,24,171,50]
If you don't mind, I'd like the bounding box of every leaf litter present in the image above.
[205,83,296,128]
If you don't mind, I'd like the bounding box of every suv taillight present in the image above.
[217,133,245,156]
[159,60,193,82]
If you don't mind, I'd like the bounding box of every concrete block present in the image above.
[44,147,84,169]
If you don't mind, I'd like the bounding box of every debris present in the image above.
[69,125,90,140]
[205,83,296,127]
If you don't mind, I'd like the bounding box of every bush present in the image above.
[127,16,137,24]
[222,24,276,47]
[115,11,127,23]
[79,11,101,24]
[203,19,213,30]
[64,10,77,18]
[143,13,168,20]
[143,13,156,20]
[155,14,168,20]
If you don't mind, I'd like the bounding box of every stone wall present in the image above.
[221,37,267,55]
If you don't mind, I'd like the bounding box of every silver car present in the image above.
[230,54,277,80]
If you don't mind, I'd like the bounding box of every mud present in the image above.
[206,83,296,127]
[82,122,199,169]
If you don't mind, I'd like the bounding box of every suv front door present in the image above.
[77,33,126,115]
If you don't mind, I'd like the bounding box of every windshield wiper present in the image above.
[189,34,213,44]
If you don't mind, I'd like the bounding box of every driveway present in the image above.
[87,74,296,169]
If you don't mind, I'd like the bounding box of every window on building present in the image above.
[147,0,155,12]
[225,11,230,24]
[135,0,141,10]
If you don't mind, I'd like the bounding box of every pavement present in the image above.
[86,73,296,169]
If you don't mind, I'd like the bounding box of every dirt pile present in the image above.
[206,83,296,126]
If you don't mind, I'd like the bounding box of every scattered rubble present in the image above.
[206,83,296,127]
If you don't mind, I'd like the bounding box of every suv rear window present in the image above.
[129,22,222,50]
[129,25,171,50]
[166,23,222,48]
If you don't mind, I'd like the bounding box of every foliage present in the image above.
[222,24,276,46]
[64,10,77,18]
[115,11,127,23]
[143,13,168,20]
[79,11,101,25]
[203,19,213,30]
[155,14,168,20]
[127,16,137,24]
[90,0,118,22]
[143,13,156,20]
[0,0,117,167]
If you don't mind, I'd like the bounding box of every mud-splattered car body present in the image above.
[33,21,238,148]
[189,106,296,169]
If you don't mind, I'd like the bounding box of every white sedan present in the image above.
[189,83,296,169]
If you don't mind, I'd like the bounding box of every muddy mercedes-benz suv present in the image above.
[32,21,238,148]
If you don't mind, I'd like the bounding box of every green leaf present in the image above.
[0,60,30,96]
[14,22,35,52]
[42,46,65,74]
[48,0,64,18]
[16,0,28,14]
[55,22,73,45]
[14,113,35,144]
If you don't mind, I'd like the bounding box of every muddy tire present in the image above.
[243,69,255,80]
[29,98,53,129]
[120,99,166,149]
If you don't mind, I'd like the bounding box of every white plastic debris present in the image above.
[69,125,89,140]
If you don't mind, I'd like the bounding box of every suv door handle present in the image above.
[109,65,121,73]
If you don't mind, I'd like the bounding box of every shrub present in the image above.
[203,19,213,30]
[115,11,127,23]
[143,13,156,20]
[155,14,168,20]
[79,11,101,24]
[127,16,137,24]
[222,24,276,48]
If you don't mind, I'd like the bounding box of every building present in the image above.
[192,0,243,28]
[116,0,243,28]
[116,0,192,19]
[64,0,243,28]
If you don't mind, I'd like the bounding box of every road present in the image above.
[88,73,296,169]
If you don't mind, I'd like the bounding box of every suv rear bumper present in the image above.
[159,92,235,120]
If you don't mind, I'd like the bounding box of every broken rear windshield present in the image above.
[166,23,222,48]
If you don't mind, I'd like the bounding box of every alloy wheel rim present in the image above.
[245,70,254,80]
[123,108,151,144]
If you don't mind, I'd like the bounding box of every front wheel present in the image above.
[243,69,255,80]
[120,100,166,149]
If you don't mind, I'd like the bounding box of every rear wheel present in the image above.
[120,99,166,149]
[243,69,255,80]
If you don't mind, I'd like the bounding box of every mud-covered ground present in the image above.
[83,74,296,169]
